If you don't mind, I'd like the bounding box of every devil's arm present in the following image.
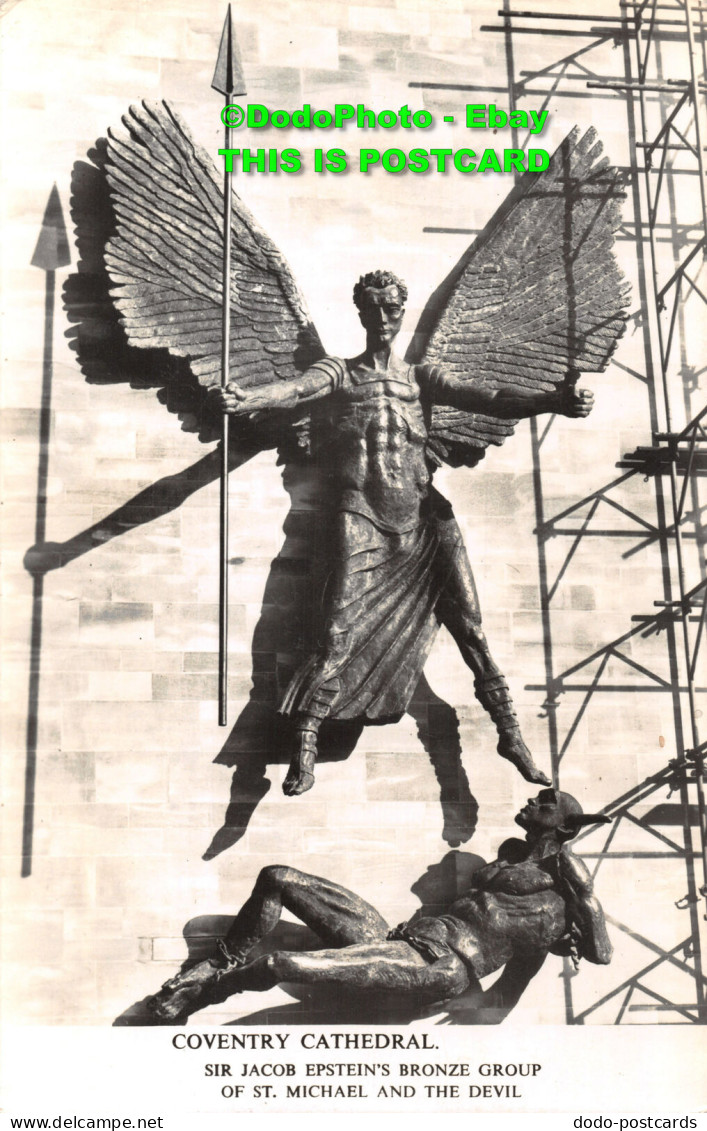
[419,366,593,420]
[556,846,612,965]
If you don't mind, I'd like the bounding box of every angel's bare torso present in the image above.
[314,355,433,532]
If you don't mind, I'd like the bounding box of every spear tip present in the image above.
[212,5,247,98]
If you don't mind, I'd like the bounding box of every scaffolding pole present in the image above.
[413,0,706,1023]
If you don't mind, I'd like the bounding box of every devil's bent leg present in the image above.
[145,868,391,1023]
[222,866,389,960]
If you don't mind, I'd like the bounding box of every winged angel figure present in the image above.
[104,102,628,798]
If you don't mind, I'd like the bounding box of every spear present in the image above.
[212,6,247,726]
[23,185,70,875]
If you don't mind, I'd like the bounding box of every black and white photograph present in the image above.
[1,0,706,1120]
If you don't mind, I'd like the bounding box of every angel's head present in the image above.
[353,270,407,348]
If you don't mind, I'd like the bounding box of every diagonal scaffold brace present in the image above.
[212,6,247,725]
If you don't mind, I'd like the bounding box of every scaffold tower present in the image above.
[413,0,707,1023]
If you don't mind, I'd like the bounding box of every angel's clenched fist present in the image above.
[560,385,594,418]
[209,381,248,414]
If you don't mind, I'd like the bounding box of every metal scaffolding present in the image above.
[413,0,707,1022]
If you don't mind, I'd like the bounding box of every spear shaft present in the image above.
[219,101,233,727]
[212,5,246,725]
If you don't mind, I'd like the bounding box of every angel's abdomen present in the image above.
[329,395,430,530]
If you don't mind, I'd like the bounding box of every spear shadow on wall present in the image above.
[22,185,71,877]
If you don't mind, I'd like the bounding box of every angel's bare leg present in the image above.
[433,512,550,786]
[146,866,389,1021]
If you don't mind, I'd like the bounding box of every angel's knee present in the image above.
[442,602,487,650]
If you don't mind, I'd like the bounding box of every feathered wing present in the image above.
[408,128,630,468]
[104,100,323,421]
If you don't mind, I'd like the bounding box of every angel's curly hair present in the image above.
[353,270,408,309]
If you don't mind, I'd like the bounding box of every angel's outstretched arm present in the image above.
[212,366,336,417]
[422,368,594,421]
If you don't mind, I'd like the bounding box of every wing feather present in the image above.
[412,128,629,467]
[104,100,323,405]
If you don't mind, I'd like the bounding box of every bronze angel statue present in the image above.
[103,102,629,797]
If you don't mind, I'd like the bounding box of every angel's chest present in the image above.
[323,377,425,433]
[344,370,421,403]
